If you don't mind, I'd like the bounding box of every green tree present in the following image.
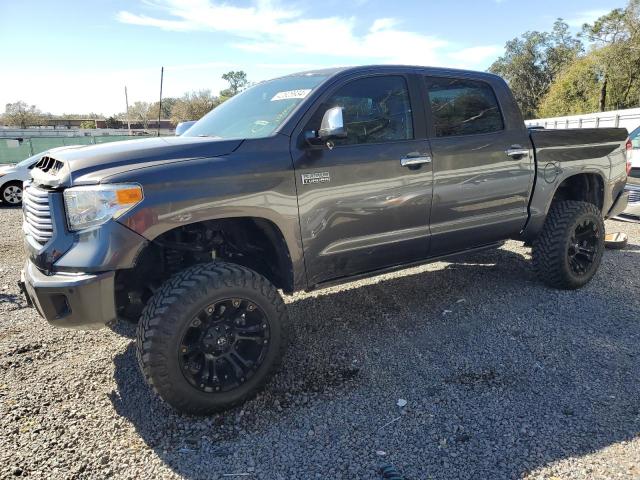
[2,101,43,128]
[170,90,220,124]
[538,1,640,115]
[104,116,121,129]
[538,54,602,116]
[220,71,249,99]
[129,101,153,129]
[581,0,640,111]
[80,120,96,129]
[489,20,583,118]
[151,97,178,119]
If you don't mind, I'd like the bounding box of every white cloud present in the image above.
[370,18,400,33]
[1,1,507,115]
[117,0,498,68]
[448,46,504,65]
[1,62,227,115]
[566,9,610,28]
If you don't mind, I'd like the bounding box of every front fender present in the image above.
[107,137,306,291]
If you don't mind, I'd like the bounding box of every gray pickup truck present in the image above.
[20,65,630,414]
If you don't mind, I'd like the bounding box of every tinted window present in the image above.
[425,77,504,137]
[309,76,413,146]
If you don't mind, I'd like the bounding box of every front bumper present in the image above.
[606,190,629,219]
[614,180,640,220]
[20,259,116,329]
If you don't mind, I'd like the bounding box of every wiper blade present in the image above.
[196,134,223,139]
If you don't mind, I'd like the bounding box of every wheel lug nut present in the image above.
[181,346,187,353]
[233,300,240,307]
[247,304,254,311]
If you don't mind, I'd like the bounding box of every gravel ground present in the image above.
[1,206,639,480]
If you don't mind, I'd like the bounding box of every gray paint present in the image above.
[22,65,630,316]
[523,128,628,240]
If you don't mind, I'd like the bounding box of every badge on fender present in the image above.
[301,172,330,185]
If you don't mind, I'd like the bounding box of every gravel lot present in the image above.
[1,206,639,480]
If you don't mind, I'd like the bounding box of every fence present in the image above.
[0,135,147,164]
[525,107,640,133]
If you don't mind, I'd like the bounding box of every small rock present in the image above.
[396,399,407,408]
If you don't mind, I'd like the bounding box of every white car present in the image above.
[617,176,640,221]
[628,125,640,174]
[0,146,83,206]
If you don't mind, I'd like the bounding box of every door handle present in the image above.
[505,145,529,159]
[400,155,432,167]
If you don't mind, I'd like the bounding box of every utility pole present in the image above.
[124,86,131,134]
[157,66,164,137]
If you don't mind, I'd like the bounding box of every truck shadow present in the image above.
[0,292,28,311]
[110,245,640,479]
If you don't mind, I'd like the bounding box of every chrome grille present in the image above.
[22,185,53,244]
[628,187,640,204]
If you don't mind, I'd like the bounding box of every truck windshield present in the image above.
[184,74,328,140]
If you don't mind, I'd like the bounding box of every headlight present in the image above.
[63,184,143,231]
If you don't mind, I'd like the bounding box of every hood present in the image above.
[0,164,16,174]
[30,136,243,187]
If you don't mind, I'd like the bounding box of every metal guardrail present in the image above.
[526,109,640,133]
[0,128,173,138]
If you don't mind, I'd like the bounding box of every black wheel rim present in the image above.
[567,218,600,276]
[178,298,270,393]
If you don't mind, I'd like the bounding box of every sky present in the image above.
[0,0,624,116]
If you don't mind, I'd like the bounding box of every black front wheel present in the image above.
[136,262,288,414]
[532,200,605,289]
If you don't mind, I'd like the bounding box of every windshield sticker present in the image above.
[271,89,312,101]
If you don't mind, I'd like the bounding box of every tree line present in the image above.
[490,0,640,119]
[1,71,249,129]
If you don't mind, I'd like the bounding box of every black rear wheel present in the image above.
[136,262,288,414]
[532,200,605,289]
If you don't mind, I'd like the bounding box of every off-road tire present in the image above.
[136,262,288,414]
[532,200,605,290]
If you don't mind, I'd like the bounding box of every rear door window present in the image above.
[425,77,504,137]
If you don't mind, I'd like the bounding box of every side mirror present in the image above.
[319,106,347,139]
[175,120,197,136]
